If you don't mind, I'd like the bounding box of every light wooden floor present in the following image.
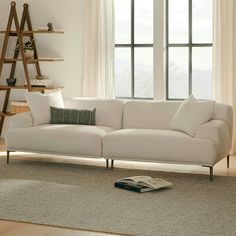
[0,220,120,236]
[0,138,236,236]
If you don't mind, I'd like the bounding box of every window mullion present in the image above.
[166,0,169,100]
[189,0,192,96]
[131,0,135,98]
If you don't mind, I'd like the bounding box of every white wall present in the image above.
[0,0,85,137]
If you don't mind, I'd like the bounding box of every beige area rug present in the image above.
[0,157,236,236]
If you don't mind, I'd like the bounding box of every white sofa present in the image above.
[5,98,233,181]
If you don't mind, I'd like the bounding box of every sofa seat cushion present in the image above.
[103,129,219,166]
[6,125,115,157]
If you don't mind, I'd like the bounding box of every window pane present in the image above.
[115,48,131,97]
[169,0,188,43]
[168,48,189,99]
[193,0,213,43]
[192,47,212,99]
[115,0,131,44]
[135,0,153,44]
[134,48,153,98]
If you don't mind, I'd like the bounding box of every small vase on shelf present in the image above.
[24,49,34,59]
[47,22,53,32]
[6,78,16,86]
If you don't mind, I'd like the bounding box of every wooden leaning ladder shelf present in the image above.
[0,1,64,136]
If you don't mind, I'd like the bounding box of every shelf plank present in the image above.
[26,30,64,34]
[30,86,64,91]
[0,85,31,90]
[0,30,64,35]
[3,58,64,63]
[28,58,64,63]
[0,112,15,117]
[0,85,63,91]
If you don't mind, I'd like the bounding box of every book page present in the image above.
[118,176,173,189]
[142,178,173,189]
[121,176,153,184]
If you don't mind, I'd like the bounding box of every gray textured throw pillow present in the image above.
[50,107,96,125]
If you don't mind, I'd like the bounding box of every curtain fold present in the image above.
[82,0,115,98]
[213,0,236,153]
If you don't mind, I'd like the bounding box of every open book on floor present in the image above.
[114,176,173,193]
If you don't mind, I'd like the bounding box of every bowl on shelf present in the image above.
[24,49,34,59]
[6,78,16,86]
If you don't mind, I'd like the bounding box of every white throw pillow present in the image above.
[25,89,64,126]
[170,95,215,136]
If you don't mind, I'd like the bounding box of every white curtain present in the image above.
[213,0,236,154]
[82,0,115,98]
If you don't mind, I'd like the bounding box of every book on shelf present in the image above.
[31,85,46,87]
[114,176,173,193]
[30,78,52,87]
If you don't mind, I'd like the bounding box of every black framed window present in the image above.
[114,0,154,99]
[166,0,213,100]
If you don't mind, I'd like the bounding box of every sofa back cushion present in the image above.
[64,98,124,129]
[123,101,180,129]
[213,103,233,131]
[123,100,233,131]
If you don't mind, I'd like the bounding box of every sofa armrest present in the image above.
[9,112,34,129]
[194,120,231,158]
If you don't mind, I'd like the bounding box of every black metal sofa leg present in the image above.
[227,155,230,168]
[7,151,10,164]
[105,159,114,169]
[111,159,114,169]
[106,159,109,169]
[202,165,214,181]
[209,166,213,182]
